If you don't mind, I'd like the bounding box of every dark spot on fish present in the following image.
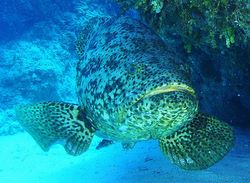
[77,109,95,132]
[104,32,115,44]
[109,43,119,49]
[144,157,153,162]
[104,84,114,93]
[88,41,97,50]
[69,113,73,120]
[106,54,119,70]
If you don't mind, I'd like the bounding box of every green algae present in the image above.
[116,0,250,51]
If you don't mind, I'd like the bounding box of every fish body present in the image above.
[76,16,197,141]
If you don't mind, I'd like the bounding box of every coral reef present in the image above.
[0,38,78,135]
[0,109,22,135]
[0,15,79,135]
[0,0,75,43]
[0,0,117,136]
[115,0,250,51]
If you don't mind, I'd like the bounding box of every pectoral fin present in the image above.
[16,102,95,156]
[159,112,234,170]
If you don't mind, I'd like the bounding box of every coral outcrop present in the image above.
[115,0,250,51]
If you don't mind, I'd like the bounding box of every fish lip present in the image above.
[143,83,196,98]
[129,83,196,108]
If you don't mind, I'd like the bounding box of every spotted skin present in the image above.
[159,113,235,170]
[16,102,95,156]
[76,17,198,141]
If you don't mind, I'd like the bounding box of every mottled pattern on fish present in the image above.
[76,17,197,141]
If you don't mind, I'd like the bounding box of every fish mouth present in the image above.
[130,83,196,107]
[143,83,196,98]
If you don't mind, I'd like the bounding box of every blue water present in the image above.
[0,1,249,183]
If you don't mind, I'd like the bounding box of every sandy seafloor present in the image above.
[0,129,249,183]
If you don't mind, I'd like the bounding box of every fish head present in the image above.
[123,61,198,139]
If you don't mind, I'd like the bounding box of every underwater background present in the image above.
[0,0,249,182]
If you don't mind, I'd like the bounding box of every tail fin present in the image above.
[16,102,95,156]
[159,112,234,170]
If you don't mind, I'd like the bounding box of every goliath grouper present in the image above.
[16,16,234,170]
